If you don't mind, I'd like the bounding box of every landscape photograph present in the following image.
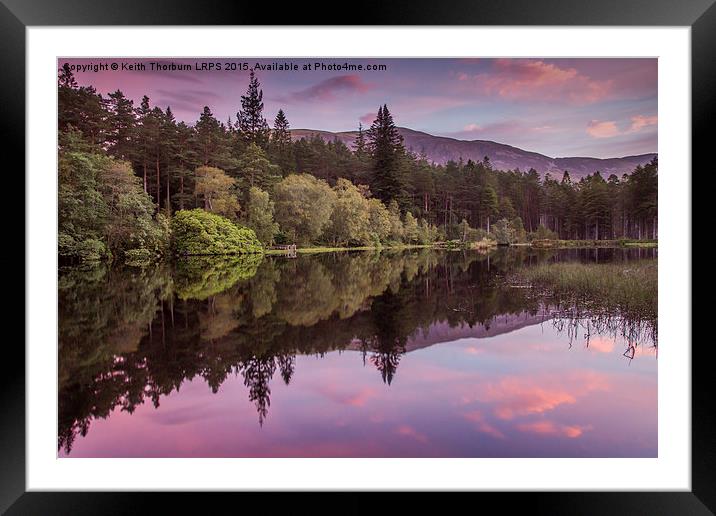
[57,57,658,458]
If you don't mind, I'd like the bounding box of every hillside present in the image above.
[290,127,657,179]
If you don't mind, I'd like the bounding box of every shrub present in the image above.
[171,209,264,256]
[123,248,155,267]
[75,238,109,262]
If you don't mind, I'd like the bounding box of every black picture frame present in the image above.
[4,0,709,513]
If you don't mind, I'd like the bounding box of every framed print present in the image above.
[5,0,711,512]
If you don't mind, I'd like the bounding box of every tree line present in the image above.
[58,64,658,261]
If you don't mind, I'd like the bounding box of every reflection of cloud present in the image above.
[282,75,372,102]
[463,410,505,439]
[588,337,615,353]
[461,371,610,421]
[396,425,429,443]
[517,420,590,438]
[459,59,612,104]
[314,384,377,407]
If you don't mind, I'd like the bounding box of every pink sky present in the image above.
[61,58,657,158]
[60,322,657,458]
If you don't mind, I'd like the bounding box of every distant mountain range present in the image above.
[290,127,657,179]
[345,311,551,354]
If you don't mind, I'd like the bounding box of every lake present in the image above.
[58,247,657,457]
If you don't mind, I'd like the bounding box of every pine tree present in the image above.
[58,63,78,89]
[134,96,153,193]
[354,122,367,159]
[367,105,405,205]
[106,90,136,161]
[270,109,294,174]
[237,70,270,150]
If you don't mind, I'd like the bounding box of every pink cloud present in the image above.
[463,410,506,439]
[588,337,615,353]
[285,75,372,102]
[396,425,429,443]
[460,59,612,104]
[517,421,590,438]
[629,114,658,132]
[461,371,610,421]
[360,112,378,124]
[587,120,620,138]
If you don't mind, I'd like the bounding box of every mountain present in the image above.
[290,127,657,179]
[344,311,551,354]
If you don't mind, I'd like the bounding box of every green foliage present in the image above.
[492,218,517,245]
[124,248,156,267]
[269,109,295,174]
[520,260,657,324]
[273,174,336,245]
[386,200,405,243]
[237,70,270,149]
[417,218,438,244]
[325,179,373,246]
[57,64,658,260]
[171,209,263,256]
[99,161,170,258]
[367,105,406,205]
[194,166,241,219]
[234,143,281,195]
[403,212,419,244]
[245,186,279,245]
[58,142,167,263]
[529,224,559,241]
[174,255,263,300]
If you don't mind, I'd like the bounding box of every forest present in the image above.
[58,64,658,264]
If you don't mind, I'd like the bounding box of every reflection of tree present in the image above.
[239,355,276,426]
[174,254,263,300]
[277,354,296,385]
[59,247,655,453]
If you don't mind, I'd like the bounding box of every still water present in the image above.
[58,247,657,457]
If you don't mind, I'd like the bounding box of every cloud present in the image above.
[629,114,658,132]
[460,371,610,421]
[587,115,657,139]
[395,425,429,443]
[360,112,378,124]
[587,337,615,353]
[282,75,372,102]
[516,421,590,438]
[463,410,506,439]
[450,119,557,141]
[458,59,612,104]
[587,120,620,138]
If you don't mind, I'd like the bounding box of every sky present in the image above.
[62,58,657,159]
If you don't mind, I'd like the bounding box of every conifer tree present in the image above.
[270,109,294,174]
[237,70,270,150]
[106,90,136,162]
[367,105,406,205]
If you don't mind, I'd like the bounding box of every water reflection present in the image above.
[58,247,657,457]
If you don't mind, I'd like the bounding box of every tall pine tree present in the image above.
[367,105,405,205]
[237,70,270,150]
[270,109,294,174]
